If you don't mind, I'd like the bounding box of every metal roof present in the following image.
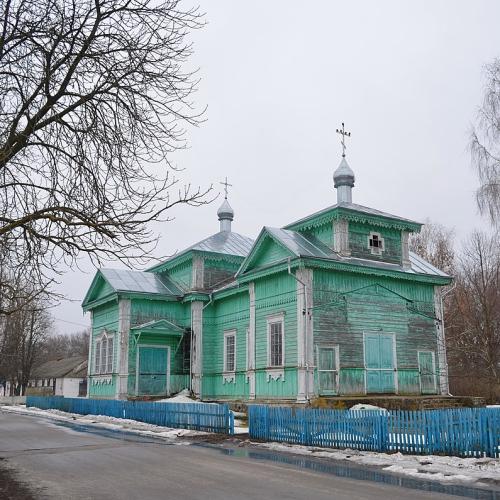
[153,231,255,269]
[32,356,88,379]
[285,202,421,229]
[260,227,449,279]
[100,268,182,296]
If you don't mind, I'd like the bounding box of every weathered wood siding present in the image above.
[203,257,241,290]
[348,222,402,264]
[313,269,439,395]
[305,222,333,247]
[162,259,192,291]
[249,238,291,270]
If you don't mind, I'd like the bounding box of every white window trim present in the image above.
[267,312,285,368]
[367,231,385,255]
[94,330,114,375]
[223,329,237,374]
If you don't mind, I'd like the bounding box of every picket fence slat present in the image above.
[26,396,234,434]
[248,405,500,458]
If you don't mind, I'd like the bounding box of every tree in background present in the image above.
[446,231,500,401]
[471,58,500,227]
[38,329,90,364]
[0,0,208,312]
[0,295,52,395]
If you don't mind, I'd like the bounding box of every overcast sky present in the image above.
[53,0,500,334]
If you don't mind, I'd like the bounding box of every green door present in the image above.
[137,346,169,396]
[418,351,436,394]
[317,346,338,395]
[365,333,396,393]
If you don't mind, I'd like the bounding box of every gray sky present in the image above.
[53,0,500,334]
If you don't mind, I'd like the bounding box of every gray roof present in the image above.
[255,227,450,279]
[285,202,421,229]
[33,356,88,379]
[152,231,255,270]
[100,268,182,296]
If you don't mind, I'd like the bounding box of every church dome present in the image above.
[333,157,355,188]
[217,198,234,221]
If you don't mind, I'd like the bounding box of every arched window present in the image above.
[94,330,114,374]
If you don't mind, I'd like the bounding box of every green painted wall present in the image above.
[249,238,291,270]
[313,268,438,396]
[163,259,192,291]
[88,300,119,398]
[349,222,402,265]
[304,222,333,247]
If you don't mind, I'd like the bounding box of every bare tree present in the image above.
[38,328,90,363]
[0,0,209,310]
[447,231,500,401]
[0,294,52,395]
[409,219,455,275]
[471,58,500,226]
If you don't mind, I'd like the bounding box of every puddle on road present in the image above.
[49,418,499,500]
[194,443,500,500]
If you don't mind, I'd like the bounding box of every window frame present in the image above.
[223,329,237,373]
[368,231,385,255]
[267,313,285,368]
[94,330,114,375]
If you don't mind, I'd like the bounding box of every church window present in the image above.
[267,313,285,367]
[224,330,236,372]
[100,339,107,374]
[107,337,114,373]
[368,232,385,255]
[95,340,101,373]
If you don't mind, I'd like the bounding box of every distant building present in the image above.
[27,356,88,398]
[82,143,452,402]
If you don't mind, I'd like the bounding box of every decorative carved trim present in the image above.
[266,368,285,382]
[92,376,113,385]
[222,373,235,384]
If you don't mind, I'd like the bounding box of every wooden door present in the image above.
[365,333,396,393]
[317,346,338,395]
[136,346,169,396]
[418,351,436,394]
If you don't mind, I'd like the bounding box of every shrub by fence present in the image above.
[249,405,500,458]
[27,396,234,434]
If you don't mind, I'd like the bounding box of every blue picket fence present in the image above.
[249,405,500,458]
[26,396,234,434]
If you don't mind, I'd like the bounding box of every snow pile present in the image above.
[0,404,207,439]
[349,403,388,413]
[156,389,203,404]
[255,441,500,485]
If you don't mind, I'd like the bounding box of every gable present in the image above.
[82,273,116,309]
[238,232,295,275]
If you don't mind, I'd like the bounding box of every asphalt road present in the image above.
[0,410,492,500]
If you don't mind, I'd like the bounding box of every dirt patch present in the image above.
[0,460,37,500]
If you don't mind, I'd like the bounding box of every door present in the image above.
[317,345,339,395]
[136,346,169,396]
[365,333,396,393]
[418,351,436,394]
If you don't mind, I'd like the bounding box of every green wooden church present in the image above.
[82,146,452,402]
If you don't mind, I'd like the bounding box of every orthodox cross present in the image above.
[220,176,232,199]
[336,122,351,158]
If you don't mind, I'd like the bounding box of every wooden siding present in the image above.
[88,301,119,398]
[348,221,402,265]
[202,291,250,399]
[203,258,240,290]
[304,222,333,247]
[248,238,291,270]
[163,260,192,291]
[313,268,439,396]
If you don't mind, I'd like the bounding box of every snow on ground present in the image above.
[156,389,205,404]
[0,404,207,439]
[253,441,500,486]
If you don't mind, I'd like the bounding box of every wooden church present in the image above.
[82,135,452,402]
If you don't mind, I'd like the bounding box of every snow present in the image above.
[254,441,500,486]
[349,403,388,413]
[0,404,207,439]
[155,389,204,404]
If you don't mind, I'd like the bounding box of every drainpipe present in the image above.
[440,282,456,397]
[288,257,311,403]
